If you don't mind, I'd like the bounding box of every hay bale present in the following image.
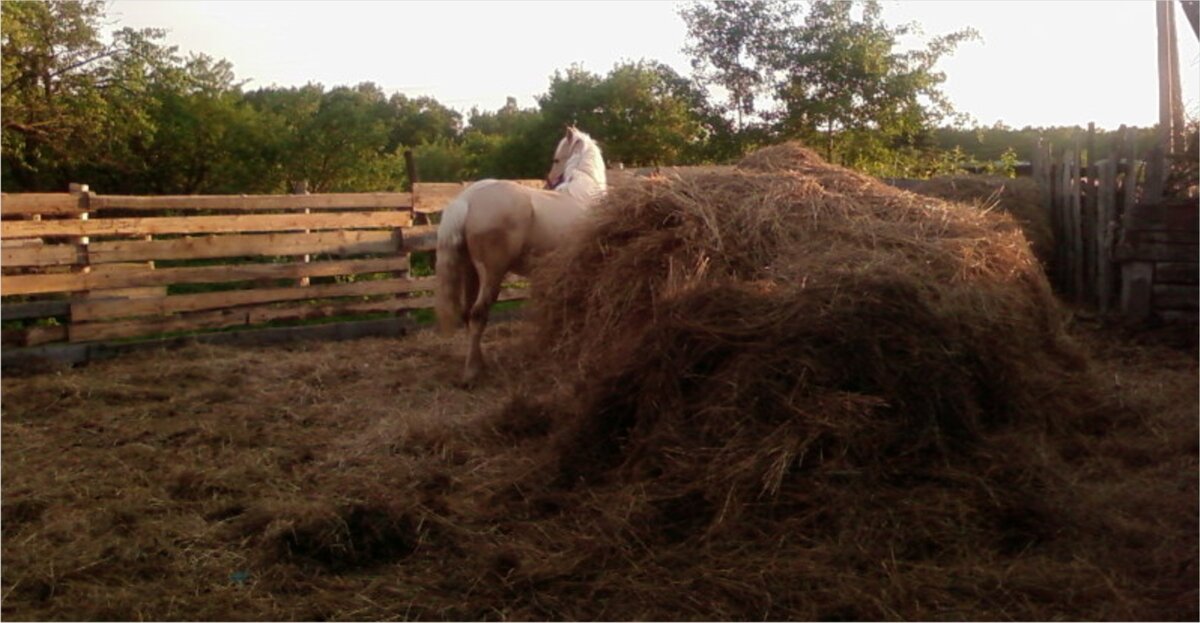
[910,174,1053,267]
[516,141,1082,520]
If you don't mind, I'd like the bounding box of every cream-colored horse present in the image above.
[435,126,607,385]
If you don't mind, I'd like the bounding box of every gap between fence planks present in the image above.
[1,210,412,239]
[2,257,410,296]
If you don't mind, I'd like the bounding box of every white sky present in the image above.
[107,0,1200,130]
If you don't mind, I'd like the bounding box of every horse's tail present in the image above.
[435,192,472,334]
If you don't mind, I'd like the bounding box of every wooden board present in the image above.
[1155,262,1199,285]
[1,210,412,239]
[1153,284,1199,310]
[1123,199,1200,232]
[86,230,401,264]
[19,325,68,347]
[2,299,72,320]
[1,193,85,216]
[2,243,86,267]
[412,180,543,214]
[403,225,438,252]
[69,287,526,342]
[1115,241,1199,263]
[89,192,413,212]
[4,317,414,370]
[2,257,410,296]
[71,277,435,322]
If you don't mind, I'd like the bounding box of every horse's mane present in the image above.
[561,129,607,202]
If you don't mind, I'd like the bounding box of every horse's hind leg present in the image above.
[462,258,505,386]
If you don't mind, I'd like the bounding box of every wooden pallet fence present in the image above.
[0,184,534,351]
[1032,124,1197,322]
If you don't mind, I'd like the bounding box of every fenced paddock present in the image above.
[1,158,1196,620]
[0,182,539,366]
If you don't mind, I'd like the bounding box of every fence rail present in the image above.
[0,182,537,353]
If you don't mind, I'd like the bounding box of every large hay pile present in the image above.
[466,143,1180,619]
[910,174,1052,267]
[525,143,1077,480]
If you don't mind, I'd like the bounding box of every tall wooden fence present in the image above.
[1031,125,1198,322]
[0,182,539,361]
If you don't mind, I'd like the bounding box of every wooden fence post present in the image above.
[68,183,91,277]
[1055,146,1070,291]
[1121,126,1139,212]
[1143,145,1166,205]
[292,180,311,287]
[1096,158,1117,312]
[1075,145,1094,302]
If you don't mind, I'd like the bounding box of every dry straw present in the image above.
[2,144,1195,621]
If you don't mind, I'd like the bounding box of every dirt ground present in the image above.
[1,319,1197,620]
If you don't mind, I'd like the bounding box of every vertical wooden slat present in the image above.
[1121,126,1139,212]
[292,181,311,288]
[1056,146,1070,291]
[1070,142,1085,301]
[1121,261,1154,323]
[1097,158,1118,312]
[1143,145,1166,205]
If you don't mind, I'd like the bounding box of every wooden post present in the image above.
[1120,261,1154,323]
[1056,147,1065,291]
[1082,123,1098,304]
[68,183,91,276]
[1167,3,1186,155]
[292,180,311,287]
[398,149,418,321]
[1097,158,1118,312]
[1143,145,1166,205]
[1157,1,1185,156]
[1121,126,1139,212]
[1070,142,1085,301]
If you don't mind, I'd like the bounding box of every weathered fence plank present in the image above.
[71,277,432,322]
[2,257,410,296]
[85,230,401,264]
[89,192,413,212]
[1,210,412,239]
[0,193,85,216]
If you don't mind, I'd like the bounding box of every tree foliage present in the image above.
[681,0,979,174]
[0,0,1131,193]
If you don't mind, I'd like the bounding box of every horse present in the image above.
[435,126,607,386]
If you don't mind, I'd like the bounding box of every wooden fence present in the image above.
[1031,125,1198,322]
[0,181,541,361]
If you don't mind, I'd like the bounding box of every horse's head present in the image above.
[545,126,607,201]
[546,125,582,190]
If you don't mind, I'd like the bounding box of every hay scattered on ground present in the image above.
[2,144,1196,620]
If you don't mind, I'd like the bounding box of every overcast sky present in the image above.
[107,0,1200,130]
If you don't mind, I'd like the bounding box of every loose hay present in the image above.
[910,174,1053,268]
[2,144,1196,621]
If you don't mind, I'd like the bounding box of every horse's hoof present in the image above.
[458,369,481,389]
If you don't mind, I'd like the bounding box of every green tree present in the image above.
[681,0,978,170]
[384,93,461,152]
[462,97,548,179]
[1,0,177,190]
[536,61,733,167]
